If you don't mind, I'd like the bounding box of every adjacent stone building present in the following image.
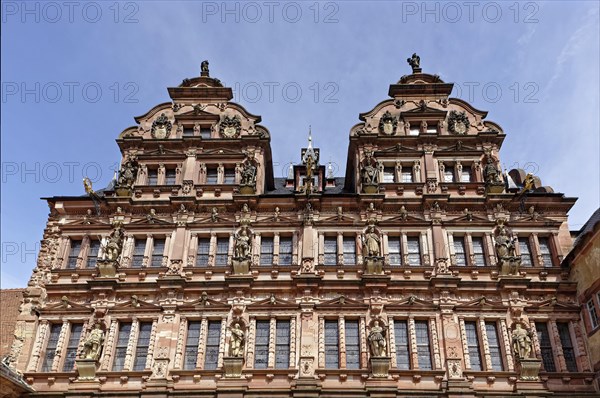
[5,57,597,397]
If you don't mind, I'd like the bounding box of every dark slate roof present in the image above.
[265,178,347,195]
[562,207,600,266]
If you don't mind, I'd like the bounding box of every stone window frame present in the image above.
[446,232,492,267]
[126,234,171,269]
[247,316,296,370]
[62,322,84,372]
[387,316,441,371]
[437,159,478,184]
[318,315,368,371]
[529,318,589,373]
[512,231,562,268]
[59,235,105,270]
[107,318,158,373]
[458,317,511,373]
[137,163,182,186]
[175,316,226,371]
[376,159,422,184]
[381,230,432,267]
[200,163,238,185]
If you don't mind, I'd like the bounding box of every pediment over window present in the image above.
[247,294,299,311]
[316,295,368,311]
[454,296,505,311]
[178,294,231,311]
[40,296,93,314]
[526,297,579,313]
[111,295,162,313]
[385,295,438,311]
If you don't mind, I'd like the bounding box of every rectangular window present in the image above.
[224,169,235,184]
[465,321,482,371]
[409,125,420,136]
[200,127,211,139]
[453,237,467,266]
[41,324,62,372]
[206,168,218,184]
[132,238,146,268]
[388,238,402,266]
[557,322,577,372]
[133,322,152,371]
[444,167,455,183]
[112,322,132,371]
[62,323,83,371]
[165,169,177,185]
[278,237,293,266]
[538,237,553,267]
[485,322,503,371]
[260,237,274,266]
[426,124,437,134]
[394,320,410,369]
[324,320,339,368]
[196,238,210,267]
[147,169,158,185]
[415,320,432,370]
[383,167,395,183]
[345,320,360,369]
[535,322,556,372]
[67,240,82,269]
[204,321,221,370]
[215,238,229,266]
[254,320,270,369]
[407,237,421,266]
[183,127,194,137]
[275,320,290,369]
[151,238,165,267]
[587,300,600,330]
[343,237,356,265]
[401,167,413,183]
[86,240,101,268]
[519,238,533,266]
[324,237,337,266]
[183,321,201,370]
[471,237,487,266]
[460,166,472,182]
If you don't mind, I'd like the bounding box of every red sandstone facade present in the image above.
[5,58,597,397]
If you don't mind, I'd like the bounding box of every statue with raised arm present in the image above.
[104,222,124,262]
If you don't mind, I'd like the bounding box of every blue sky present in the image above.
[1,1,599,288]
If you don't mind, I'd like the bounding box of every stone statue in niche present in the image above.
[228,323,245,357]
[512,323,533,360]
[234,228,251,261]
[494,222,521,276]
[81,323,105,361]
[115,155,139,195]
[219,115,242,138]
[368,320,387,357]
[362,226,380,257]
[239,155,258,194]
[378,110,397,135]
[484,156,505,193]
[361,150,379,193]
[151,113,172,139]
[103,222,124,262]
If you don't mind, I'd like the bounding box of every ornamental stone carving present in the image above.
[368,320,387,357]
[115,155,139,195]
[361,150,379,193]
[232,226,252,274]
[151,113,172,139]
[81,323,105,361]
[378,111,397,135]
[447,110,470,135]
[228,323,245,357]
[512,323,533,360]
[484,155,504,193]
[240,155,258,194]
[219,115,242,138]
[494,222,521,276]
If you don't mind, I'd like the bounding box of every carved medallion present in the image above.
[219,115,242,138]
[378,111,397,135]
[447,111,470,135]
[151,113,172,139]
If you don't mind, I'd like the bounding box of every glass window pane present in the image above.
[275,320,290,369]
[86,240,101,268]
[132,238,145,268]
[401,167,413,183]
[260,238,274,266]
[254,321,270,369]
[206,169,218,184]
[204,321,221,370]
[224,169,235,184]
[112,323,132,371]
[444,167,455,183]
[41,324,63,372]
[538,237,553,267]
[383,167,395,183]
[184,321,201,370]
[183,127,194,137]
[485,322,503,371]
[587,300,600,330]
[215,238,229,266]
[394,320,410,369]
[557,322,577,372]
[453,237,467,266]
[415,321,432,370]
[343,237,356,265]
[519,238,533,266]
[151,238,165,267]
[67,240,82,269]
[324,320,339,368]
[147,169,158,185]
[388,238,402,266]
[200,127,211,139]
[535,322,556,372]
[133,322,152,371]
[196,238,210,267]
[465,322,482,371]
[165,169,177,185]
[345,320,360,369]
[460,166,471,182]
[324,237,337,265]
[471,237,487,266]
[407,237,421,266]
[279,238,293,266]
[62,324,83,372]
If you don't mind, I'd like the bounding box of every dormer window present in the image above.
[409,124,420,136]
[165,169,177,185]
[183,127,195,137]
[147,169,158,185]
[383,167,395,183]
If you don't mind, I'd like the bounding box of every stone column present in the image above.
[51,320,70,371]
[173,317,187,369]
[100,320,118,371]
[268,318,276,368]
[27,320,49,372]
[408,317,418,369]
[388,318,397,368]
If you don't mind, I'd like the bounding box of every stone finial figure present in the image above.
[368,321,387,357]
[229,323,245,357]
[362,226,381,257]
[407,53,420,72]
[234,228,251,260]
[201,60,209,76]
[512,323,533,360]
[81,323,105,361]
[104,222,124,262]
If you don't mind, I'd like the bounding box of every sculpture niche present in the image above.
[114,155,139,197]
[511,322,541,381]
[368,320,390,377]
[97,221,124,278]
[483,155,505,193]
[362,225,384,274]
[75,322,105,381]
[231,226,252,274]
[494,222,521,276]
[239,155,258,195]
[361,150,380,194]
[223,322,246,378]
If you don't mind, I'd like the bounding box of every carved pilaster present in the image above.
[550,320,567,372]
[458,317,471,369]
[268,317,276,368]
[145,319,158,370]
[500,319,515,372]
[173,317,187,369]
[318,317,325,368]
[100,320,118,371]
[478,318,492,371]
[430,317,441,369]
[572,321,591,371]
[388,317,397,368]
[359,317,367,367]
[123,319,139,371]
[27,320,49,372]
[246,318,256,368]
[218,318,227,368]
[196,318,208,369]
[290,316,297,367]
[339,316,346,368]
[51,320,70,372]
[408,317,418,369]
